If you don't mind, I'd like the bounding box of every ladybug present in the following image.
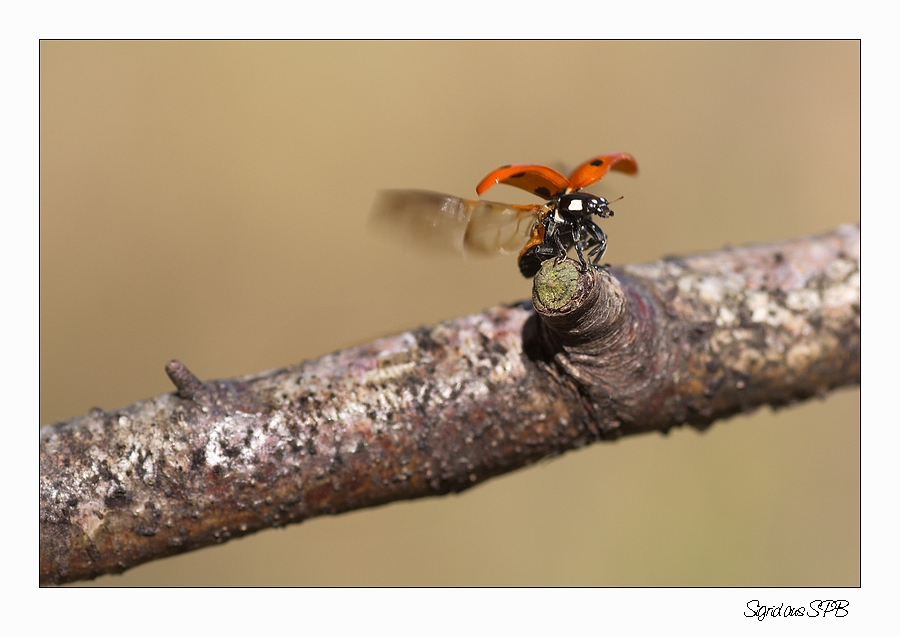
[371,153,638,277]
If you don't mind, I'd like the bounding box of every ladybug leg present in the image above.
[554,230,572,264]
[583,220,608,265]
[542,215,568,264]
[571,222,588,270]
[575,221,603,261]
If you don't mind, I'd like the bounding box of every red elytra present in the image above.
[475,153,638,199]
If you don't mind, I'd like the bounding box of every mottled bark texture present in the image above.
[40,225,860,585]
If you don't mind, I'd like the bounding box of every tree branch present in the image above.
[40,224,860,585]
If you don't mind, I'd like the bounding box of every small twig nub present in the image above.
[164,359,205,400]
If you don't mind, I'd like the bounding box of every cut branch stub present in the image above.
[531,258,671,438]
[530,225,860,437]
[532,259,583,310]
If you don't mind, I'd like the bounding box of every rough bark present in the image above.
[39,224,860,585]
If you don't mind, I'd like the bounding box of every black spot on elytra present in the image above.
[511,171,526,179]
[534,186,552,199]
[590,159,604,166]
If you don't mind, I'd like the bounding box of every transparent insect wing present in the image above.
[463,201,546,256]
[370,190,473,253]
[475,164,570,200]
[370,190,543,257]
[566,153,639,192]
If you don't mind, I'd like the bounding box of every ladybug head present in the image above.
[557,193,613,219]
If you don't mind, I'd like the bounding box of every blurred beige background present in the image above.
[40,41,859,586]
